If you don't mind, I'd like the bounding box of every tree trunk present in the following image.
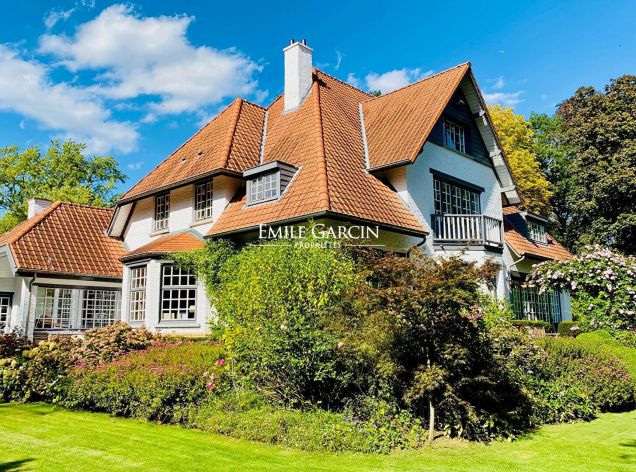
[428,397,435,445]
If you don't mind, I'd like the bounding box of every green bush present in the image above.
[66,342,225,422]
[185,392,426,453]
[75,322,155,366]
[557,320,581,337]
[512,320,550,329]
[575,330,636,379]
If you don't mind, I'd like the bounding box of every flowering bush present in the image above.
[65,342,225,422]
[529,246,636,333]
[75,322,155,366]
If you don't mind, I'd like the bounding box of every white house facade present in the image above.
[0,41,572,340]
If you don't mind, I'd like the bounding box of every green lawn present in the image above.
[0,403,634,471]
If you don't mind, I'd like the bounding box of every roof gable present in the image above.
[0,202,125,278]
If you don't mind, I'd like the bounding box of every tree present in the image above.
[529,113,577,248]
[557,75,636,254]
[0,140,126,232]
[489,105,552,216]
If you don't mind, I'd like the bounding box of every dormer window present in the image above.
[194,181,213,221]
[249,172,279,204]
[244,161,297,206]
[154,193,169,231]
[443,119,466,154]
[528,220,547,244]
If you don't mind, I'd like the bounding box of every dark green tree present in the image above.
[0,140,126,233]
[557,75,636,254]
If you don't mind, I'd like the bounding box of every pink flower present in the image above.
[207,382,216,392]
[216,358,225,367]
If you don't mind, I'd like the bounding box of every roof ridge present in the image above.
[364,62,471,102]
[313,68,373,98]
[222,98,244,168]
[312,79,331,211]
[58,201,114,211]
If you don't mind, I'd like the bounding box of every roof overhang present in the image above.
[243,160,297,178]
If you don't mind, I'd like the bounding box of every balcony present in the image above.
[430,214,503,247]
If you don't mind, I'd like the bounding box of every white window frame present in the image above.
[443,119,466,154]
[129,265,147,322]
[80,290,121,329]
[248,171,279,205]
[34,287,73,330]
[154,193,170,231]
[433,177,481,215]
[160,264,197,321]
[0,293,11,330]
[528,220,548,244]
[194,181,213,221]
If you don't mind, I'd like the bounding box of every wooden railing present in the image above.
[430,214,503,246]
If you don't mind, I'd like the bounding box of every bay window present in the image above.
[160,264,197,321]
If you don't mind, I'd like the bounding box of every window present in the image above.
[154,193,170,231]
[129,266,147,322]
[248,172,279,204]
[160,265,197,321]
[528,220,547,244]
[195,181,213,221]
[443,119,466,154]
[0,293,11,329]
[35,287,73,329]
[81,290,121,329]
[433,178,481,215]
[510,280,561,324]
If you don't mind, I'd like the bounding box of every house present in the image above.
[0,200,125,341]
[0,40,572,339]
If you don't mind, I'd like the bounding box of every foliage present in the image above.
[557,75,636,254]
[177,235,363,408]
[75,322,155,366]
[529,246,636,333]
[66,342,225,422]
[345,251,530,441]
[529,113,577,248]
[0,323,155,403]
[0,337,78,402]
[186,392,426,453]
[0,140,125,232]
[510,320,550,330]
[488,105,552,215]
[575,330,636,379]
[557,321,581,337]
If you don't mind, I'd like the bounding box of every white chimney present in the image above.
[27,198,53,219]
[283,39,313,112]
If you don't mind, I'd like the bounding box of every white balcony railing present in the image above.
[430,214,503,246]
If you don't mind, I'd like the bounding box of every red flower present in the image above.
[206,382,216,392]
[216,358,225,367]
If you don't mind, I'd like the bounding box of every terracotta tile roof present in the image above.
[208,70,426,236]
[362,64,470,169]
[121,99,265,201]
[0,202,124,278]
[503,207,572,261]
[122,232,204,261]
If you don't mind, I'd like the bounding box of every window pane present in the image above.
[433,177,480,215]
[81,290,121,329]
[35,287,72,329]
[129,266,147,321]
[0,295,10,329]
[195,181,213,220]
[249,172,279,204]
[154,194,170,231]
[444,119,466,154]
[160,265,197,321]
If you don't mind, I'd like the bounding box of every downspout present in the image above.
[406,236,427,258]
[24,272,37,338]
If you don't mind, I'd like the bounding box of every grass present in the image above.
[0,403,634,471]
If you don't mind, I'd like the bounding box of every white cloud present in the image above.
[365,68,434,94]
[126,161,143,170]
[39,4,262,119]
[491,76,505,90]
[44,8,75,30]
[334,51,343,71]
[346,73,360,88]
[0,45,138,154]
[483,91,524,107]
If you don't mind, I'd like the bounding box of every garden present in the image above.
[1,238,635,456]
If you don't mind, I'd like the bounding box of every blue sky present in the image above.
[0,0,634,192]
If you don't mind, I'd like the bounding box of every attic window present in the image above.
[248,172,279,204]
[528,220,547,244]
[443,119,466,154]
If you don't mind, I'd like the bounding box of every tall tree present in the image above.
[488,105,552,216]
[529,113,577,248]
[0,140,126,233]
[558,75,636,254]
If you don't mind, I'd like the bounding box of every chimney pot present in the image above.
[27,198,53,219]
[283,39,313,112]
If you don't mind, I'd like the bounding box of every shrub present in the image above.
[529,246,636,333]
[575,330,636,379]
[185,392,426,453]
[557,320,581,337]
[66,342,225,422]
[0,332,30,358]
[75,322,155,366]
[175,235,363,408]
